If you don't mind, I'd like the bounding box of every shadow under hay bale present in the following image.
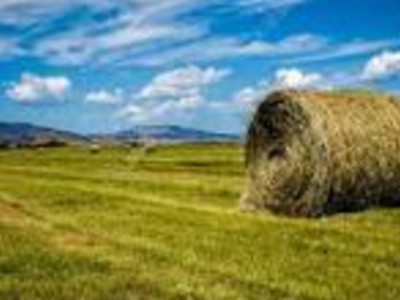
[241,90,400,217]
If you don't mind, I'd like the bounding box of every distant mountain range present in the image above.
[0,122,238,148]
[0,122,89,147]
[109,125,238,142]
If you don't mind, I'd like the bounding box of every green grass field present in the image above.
[0,144,399,300]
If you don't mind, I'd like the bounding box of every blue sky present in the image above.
[0,0,399,134]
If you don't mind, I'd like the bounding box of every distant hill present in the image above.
[0,123,239,148]
[0,122,88,148]
[109,125,239,142]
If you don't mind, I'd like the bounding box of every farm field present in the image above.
[0,144,399,300]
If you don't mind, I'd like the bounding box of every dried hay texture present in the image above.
[241,90,400,217]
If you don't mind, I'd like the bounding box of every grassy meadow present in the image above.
[0,143,399,300]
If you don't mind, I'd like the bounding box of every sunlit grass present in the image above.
[0,144,399,299]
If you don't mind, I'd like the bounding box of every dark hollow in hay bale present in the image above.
[241,90,400,217]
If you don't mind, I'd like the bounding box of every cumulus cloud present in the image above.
[117,65,331,128]
[272,68,323,89]
[116,104,149,123]
[139,65,231,99]
[117,95,204,124]
[6,73,71,103]
[117,65,230,124]
[228,68,326,111]
[85,89,124,105]
[232,80,269,107]
[362,50,400,80]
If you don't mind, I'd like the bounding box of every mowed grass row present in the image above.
[0,144,399,300]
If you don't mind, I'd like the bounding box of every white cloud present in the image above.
[289,39,400,64]
[0,0,306,28]
[135,34,326,66]
[0,38,22,58]
[272,68,323,89]
[233,87,260,105]
[118,66,329,127]
[232,81,269,107]
[85,89,124,105]
[116,95,204,124]
[116,104,149,123]
[227,69,325,111]
[117,65,230,124]
[0,0,113,26]
[1,0,392,72]
[139,65,231,99]
[238,0,307,11]
[175,94,205,109]
[0,0,206,65]
[362,50,400,80]
[6,73,71,103]
[228,66,368,113]
[35,23,203,66]
[0,0,319,67]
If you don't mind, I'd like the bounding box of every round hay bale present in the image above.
[241,90,400,217]
[139,138,157,155]
[89,144,101,154]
